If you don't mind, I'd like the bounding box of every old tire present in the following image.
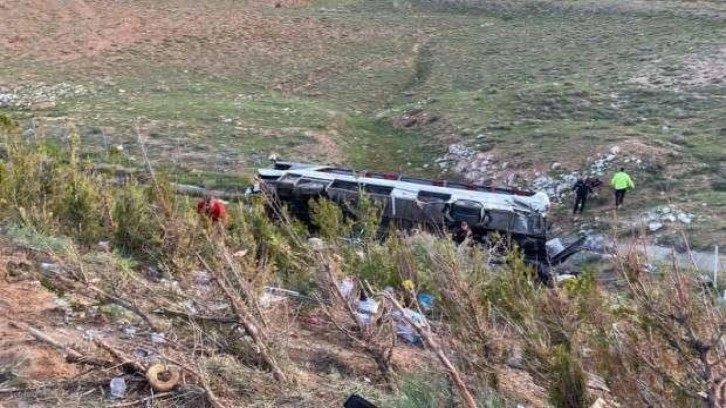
[146,363,181,392]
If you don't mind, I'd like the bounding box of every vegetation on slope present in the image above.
[0,115,723,407]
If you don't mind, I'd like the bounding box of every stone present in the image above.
[648,222,663,232]
[29,100,56,110]
[609,146,621,155]
[677,213,691,224]
[590,398,619,408]
[308,238,324,251]
[605,154,616,161]
[663,214,676,223]
[506,346,523,369]
[587,373,611,393]
[551,162,561,170]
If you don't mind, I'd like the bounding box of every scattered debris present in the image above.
[109,377,127,400]
[150,332,166,345]
[416,293,434,314]
[194,270,212,286]
[392,308,425,344]
[146,363,181,392]
[355,296,378,326]
[40,263,63,274]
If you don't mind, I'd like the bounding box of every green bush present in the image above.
[112,183,164,260]
[548,345,588,408]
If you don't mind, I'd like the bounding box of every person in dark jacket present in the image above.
[572,177,594,214]
[453,221,472,245]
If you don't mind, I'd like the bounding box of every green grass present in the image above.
[1,0,724,244]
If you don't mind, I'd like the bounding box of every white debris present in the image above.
[609,146,621,155]
[339,278,354,300]
[392,308,424,344]
[109,377,126,399]
[648,222,664,232]
[194,270,211,286]
[41,263,63,274]
[555,274,577,283]
[150,332,166,345]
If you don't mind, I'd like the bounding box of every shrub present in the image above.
[548,345,588,408]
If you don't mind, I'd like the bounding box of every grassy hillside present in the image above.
[1,0,724,248]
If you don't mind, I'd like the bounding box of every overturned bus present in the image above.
[255,161,583,278]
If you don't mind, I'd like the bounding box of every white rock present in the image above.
[551,162,561,170]
[677,213,691,224]
[663,214,676,223]
[308,238,324,251]
[588,373,611,392]
[605,154,616,161]
[609,146,620,155]
[648,222,663,232]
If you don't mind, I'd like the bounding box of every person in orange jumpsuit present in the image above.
[196,196,227,222]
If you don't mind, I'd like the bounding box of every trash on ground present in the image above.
[40,262,63,274]
[339,278,354,300]
[417,293,434,313]
[355,296,378,326]
[194,270,211,286]
[150,332,166,344]
[392,308,425,344]
[259,291,287,308]
[555,274,577,283]
[109,377,126,399]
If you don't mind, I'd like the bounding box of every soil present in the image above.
[0,279,79,382]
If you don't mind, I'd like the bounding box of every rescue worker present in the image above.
[453,221,472,245]
[197,196,227,222]
[572,177,593,214]
[610,168,635,209]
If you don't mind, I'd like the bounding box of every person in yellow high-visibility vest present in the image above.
[611,168,635,209]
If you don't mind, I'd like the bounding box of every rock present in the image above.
[663,214,676,223]
[590,397,619,408]
[551,162,561,170]
[609,146,620,155]
[29,100,56,110]
[308,238,324,251]
[677,213,691,224]
[506,346,524,369]
[648,222,664,232]
[605,154,616,162]
[587,373,611,392]
[194,270,211,286]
